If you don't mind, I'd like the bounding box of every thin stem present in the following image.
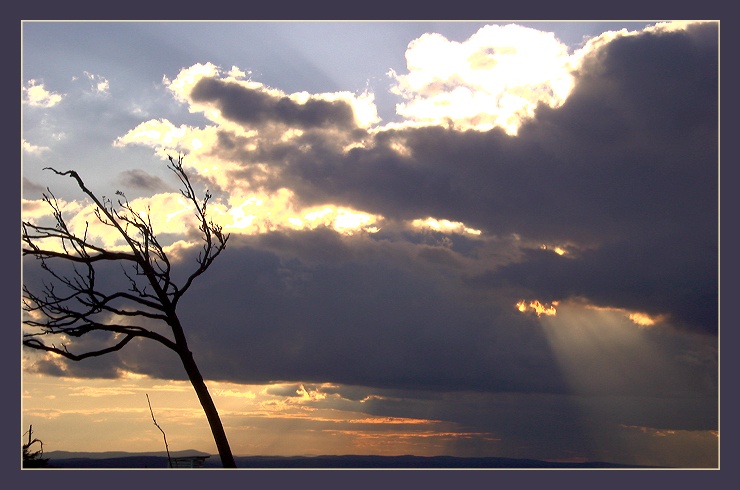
[147,394,172,468]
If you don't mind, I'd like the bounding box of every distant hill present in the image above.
[230,455,650,469]
[41,451,654,469]
[44,450,212,469]
[47,449,210,460]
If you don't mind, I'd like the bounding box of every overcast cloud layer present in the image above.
[22,21,718,466]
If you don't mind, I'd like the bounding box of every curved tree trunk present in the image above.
[179,350,237,468]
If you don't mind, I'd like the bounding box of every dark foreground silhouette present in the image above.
[39,451,656,469]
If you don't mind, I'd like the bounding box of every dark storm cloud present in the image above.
[288,25,717,238]
[470,239,717,335]
[149,232,572,394]
[235,23,717,335]
[41,227,712,402]
[23,229,570,395]
[190,77,356,129]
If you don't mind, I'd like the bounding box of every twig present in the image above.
[146,394,172,468]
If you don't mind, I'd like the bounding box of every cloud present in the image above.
[389,24,575,135]
[22,139,50,155]
[190,77,357,130]
[76,71,111,96]
[23,79,63,107]
[116,169,173,193]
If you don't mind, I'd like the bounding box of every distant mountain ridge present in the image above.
[46,449,210,460]
[41,451,655,469]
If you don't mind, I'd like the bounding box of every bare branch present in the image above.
[23,320,178,352]
[147,394,172,467]
[23,335,136,361]
[166,154,230,306]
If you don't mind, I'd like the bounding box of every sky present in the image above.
[20,20,719,469]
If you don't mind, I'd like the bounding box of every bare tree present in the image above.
[23,425,49,468]
[22,155,236,468]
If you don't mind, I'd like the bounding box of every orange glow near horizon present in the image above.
[21,372,500,457]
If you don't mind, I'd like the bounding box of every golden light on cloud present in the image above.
[291,204,382,235]
[516,297,665,329]
[347,416,436,425]
[26,180,383,255]
[114,118,190,147]
[516,299,558,316]
[412,217,482,236]
[61,193,199,249]
[116,370,151,381]
[540,243,567,255]
[296,384,328,401]
[68,386,138,398]
[628,312,658,327]
[584,304,665,328]
[334,209,373,233]
[323,428,500,456]
[213,389,257,399]
[211,188,383,237]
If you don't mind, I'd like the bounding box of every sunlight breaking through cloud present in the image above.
[516,299,558,316]
[389,24,576,135]
[583,304,666,328]
[412,217,482,236]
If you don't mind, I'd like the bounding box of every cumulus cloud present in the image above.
[190,77,356,130]
[23,79,63,107]
[389,24,576,135]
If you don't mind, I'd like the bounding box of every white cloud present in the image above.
[72,71,111,96]
[22,139,49,155]
[411,217,482,236]
[389,24,576,135]
[23,79,63,107]
[114,118,192,149]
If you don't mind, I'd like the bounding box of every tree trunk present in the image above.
[179,350,237,468]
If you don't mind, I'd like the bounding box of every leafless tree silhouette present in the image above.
[23,425,49,468]
[22,155,236,468]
